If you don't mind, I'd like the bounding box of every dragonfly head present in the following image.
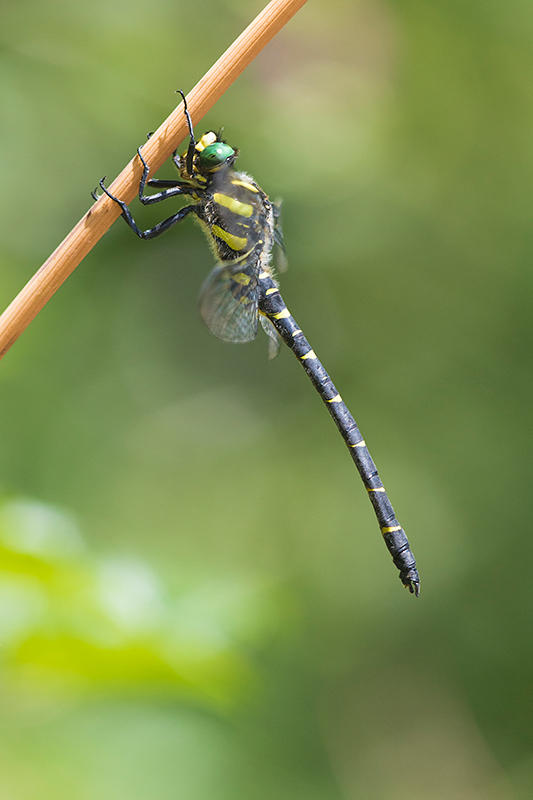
[192,132,237,175]
[177,91,237,178]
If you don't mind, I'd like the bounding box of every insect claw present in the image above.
[91,177,108,201]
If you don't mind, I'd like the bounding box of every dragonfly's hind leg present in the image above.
[97,178,199,240]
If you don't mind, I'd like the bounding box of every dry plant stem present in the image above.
[0,0,308,361]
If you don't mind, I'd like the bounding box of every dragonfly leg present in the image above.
[98,178,199,240]
[135,147,191,205]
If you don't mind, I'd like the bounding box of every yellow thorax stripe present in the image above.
[231,179,259,193]
[211,225,247,251]
[213,193,254,218]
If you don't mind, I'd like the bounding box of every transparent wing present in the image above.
[273,198,288,273]
[199,255,261,343]
[260,315,281,360]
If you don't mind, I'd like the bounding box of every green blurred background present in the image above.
[0,0,532,797]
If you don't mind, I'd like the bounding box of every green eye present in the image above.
[198,142,234,170]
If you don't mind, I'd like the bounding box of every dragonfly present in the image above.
[96,92,420,595]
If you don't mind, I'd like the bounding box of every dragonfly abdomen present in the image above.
[258,275,420,595]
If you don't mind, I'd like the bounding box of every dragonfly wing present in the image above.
[260,315,281,360]
[273,198,288,273]
[199,257,260,343]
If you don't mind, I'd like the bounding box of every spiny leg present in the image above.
[135,147,191,205]
[175,89,197,177]
[97,177,199,240]
[258,274,420,595]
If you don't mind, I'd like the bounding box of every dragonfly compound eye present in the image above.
[198,142,235,170]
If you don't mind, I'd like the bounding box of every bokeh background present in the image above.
[0,0,532,797]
